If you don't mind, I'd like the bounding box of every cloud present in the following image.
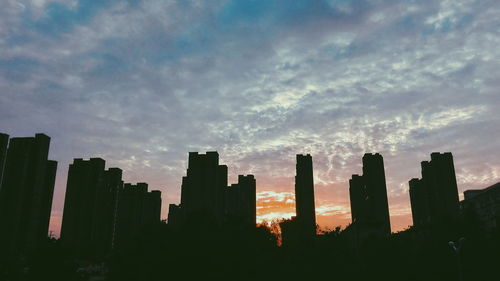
[0,0,499,236]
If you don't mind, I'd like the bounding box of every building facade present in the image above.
[115,182,162,249]
[349,174,365,223]
[168,151,256,230]
[409,152,460,227]
[295,154,317,237]
[409,178,431,227]
[362,153,391,234]
[178,152,228,225]
[0,133,8,188]
[461,182,500,232]
[225,174,256,226]
[93,167,123,255]
[60,158,107,257]
[0,133,57,254]
[348,153,391,241]
[61,158,161,256]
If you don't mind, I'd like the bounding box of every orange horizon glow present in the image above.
[256,190,412,233]
[48,189,412,238]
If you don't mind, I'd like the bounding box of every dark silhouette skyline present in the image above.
[1,0,497,237]
[60,157,161,258]
[1,0,499,278]
[0,133,495,246]
[0,129,494,236]
[0,132,499,281]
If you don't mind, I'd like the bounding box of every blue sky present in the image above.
[1,0,499,234]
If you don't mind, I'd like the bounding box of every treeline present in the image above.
[2,214,499,281]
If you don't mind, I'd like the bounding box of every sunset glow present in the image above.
[0,0,498,238]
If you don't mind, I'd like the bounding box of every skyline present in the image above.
[1,0,499,237]
[0,131,492,237]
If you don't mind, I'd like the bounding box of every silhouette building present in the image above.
[0,133,8,187]
[461,182,500,232]
[225,175,256,226]
[280,154,317,247]
[60,158,107,257]
[362,153,391,234]
[168,151,256,229]
[144,190,162,226]
[115,182,162,249]
[0,133,57,254]
[279,217,301,247]
[61,158,161,256]
[409,152,460,227]
[96,167,124,255]
[409,178,430,227]
[178,152,228,225]
[349,174,366,223]
[167,203,183,229]
[295,154,316,237]
[347,153,391,242]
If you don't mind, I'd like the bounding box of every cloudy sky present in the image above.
[1,0,499,236]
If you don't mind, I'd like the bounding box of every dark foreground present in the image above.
[1,220,499,281]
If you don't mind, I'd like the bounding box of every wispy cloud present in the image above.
[1,0,499,235]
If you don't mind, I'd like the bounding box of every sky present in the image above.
[0,0,499,237]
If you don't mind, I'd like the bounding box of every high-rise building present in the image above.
[349,174,366,223]
[115,182,144,249]
[115,182,162,249]
[179,151,227,225]
[0,133,8,188]
[295,154,316,238]
[409,152,460,227]
[279,216,300,247]
[0,133,57,254]
[40,160,58,241]
[461,182,500,232]
[428,152,460,221]
[168,204,182,229]
[362,153,391,234]
[409,178,430,227]
[169,151,256,229]
[225,175,256,226]
[348,153,391,237]
[93,167,123,255]
[60,158,106,257]
[61,158,161,255]
[143,190,162,226]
